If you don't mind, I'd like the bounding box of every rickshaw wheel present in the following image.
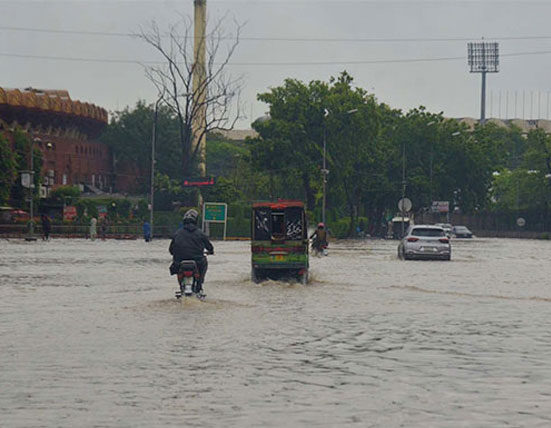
[251,267,262,283]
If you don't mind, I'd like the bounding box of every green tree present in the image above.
[249,78,329,209]
[323,72,382,235]
[10,129,42,208]
[100,101,182,192]
[523,128,551,175]
[0,134,17,205]
[50,185,81,206]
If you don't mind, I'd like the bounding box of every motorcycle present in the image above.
[311,240,328,257]
[175,259,206,300]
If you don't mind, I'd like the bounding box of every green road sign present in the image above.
[204,203,227,222]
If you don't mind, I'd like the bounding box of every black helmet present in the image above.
[183,208,199,224]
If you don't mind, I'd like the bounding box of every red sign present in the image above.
[63,205,77,221]
[182,177,215,187]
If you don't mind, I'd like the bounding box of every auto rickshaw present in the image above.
[251,200,309,284]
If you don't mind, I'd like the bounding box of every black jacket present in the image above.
[169,223,214,263]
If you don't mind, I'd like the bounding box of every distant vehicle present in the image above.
[435,223,452,237]
[0,207,13,223]
[11,210,31,223]
[398,225,451,260]
[0,207,30,224]
[452,225,473,238]
[389,216,413,239]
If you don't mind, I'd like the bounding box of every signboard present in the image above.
[202,202,228,240]
[204,203,227,222]
[431,201,450,213]
[63,205,77,221]
[98,205,108,220]
[182,177,216,187]
[21,172,31,189]
[398,198,412,212]
[516,217,526,227]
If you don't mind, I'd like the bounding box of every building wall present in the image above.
[0,87,113,195]
[33,132,112,191]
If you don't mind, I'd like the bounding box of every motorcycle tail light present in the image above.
[407,237,419,242]
[183,271,193,277]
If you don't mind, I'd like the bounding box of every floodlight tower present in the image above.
[468,41,499,124]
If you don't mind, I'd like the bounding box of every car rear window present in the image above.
[411,228,444,237]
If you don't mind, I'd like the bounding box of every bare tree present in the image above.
[137,13,244,178]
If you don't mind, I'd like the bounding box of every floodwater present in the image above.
[2,237,551,427]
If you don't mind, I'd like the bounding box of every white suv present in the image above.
[398,225,451,261]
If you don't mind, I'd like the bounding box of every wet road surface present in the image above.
[1,237,551,427]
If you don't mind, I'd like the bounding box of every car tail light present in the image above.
[439,238,449,243]
[407,237,419,242]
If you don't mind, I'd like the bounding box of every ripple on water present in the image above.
[2,238,551,426]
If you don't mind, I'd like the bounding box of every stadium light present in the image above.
[468,41,499,125]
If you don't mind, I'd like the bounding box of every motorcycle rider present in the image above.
[169,209,214,294]
[310,222,328,253]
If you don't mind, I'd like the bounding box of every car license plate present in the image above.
[274,255,284,262]
[421,246,436,252]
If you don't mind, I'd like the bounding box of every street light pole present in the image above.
[401,139,406,237]
[29,137,35,236]
[322,124,327,225]
[321,108,329,226]
[321,108,356,226]
[149,95,163,240]
[426,121,436,207]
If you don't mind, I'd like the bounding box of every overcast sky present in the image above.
[1,0,550,127]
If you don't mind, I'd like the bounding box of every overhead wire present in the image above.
[2,25,551,42]
[1,50,551,66]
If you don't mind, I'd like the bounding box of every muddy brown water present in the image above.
[1,237,551,427]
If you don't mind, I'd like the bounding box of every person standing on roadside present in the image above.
[90,217,98,241]
[143,221,151,242]
[41,214,51,241]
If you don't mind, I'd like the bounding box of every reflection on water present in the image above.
[2,237,551,427]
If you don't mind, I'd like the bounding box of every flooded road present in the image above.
[2,237,551,427]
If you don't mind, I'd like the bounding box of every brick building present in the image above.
[0,87,112,195]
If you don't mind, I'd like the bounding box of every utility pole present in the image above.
[193,0,207,178]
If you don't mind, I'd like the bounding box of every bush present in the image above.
[330,217,350,239]
[50,185,81,205]
[227,216,250,237]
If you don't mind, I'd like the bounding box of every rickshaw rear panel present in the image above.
[251,200,309,283]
